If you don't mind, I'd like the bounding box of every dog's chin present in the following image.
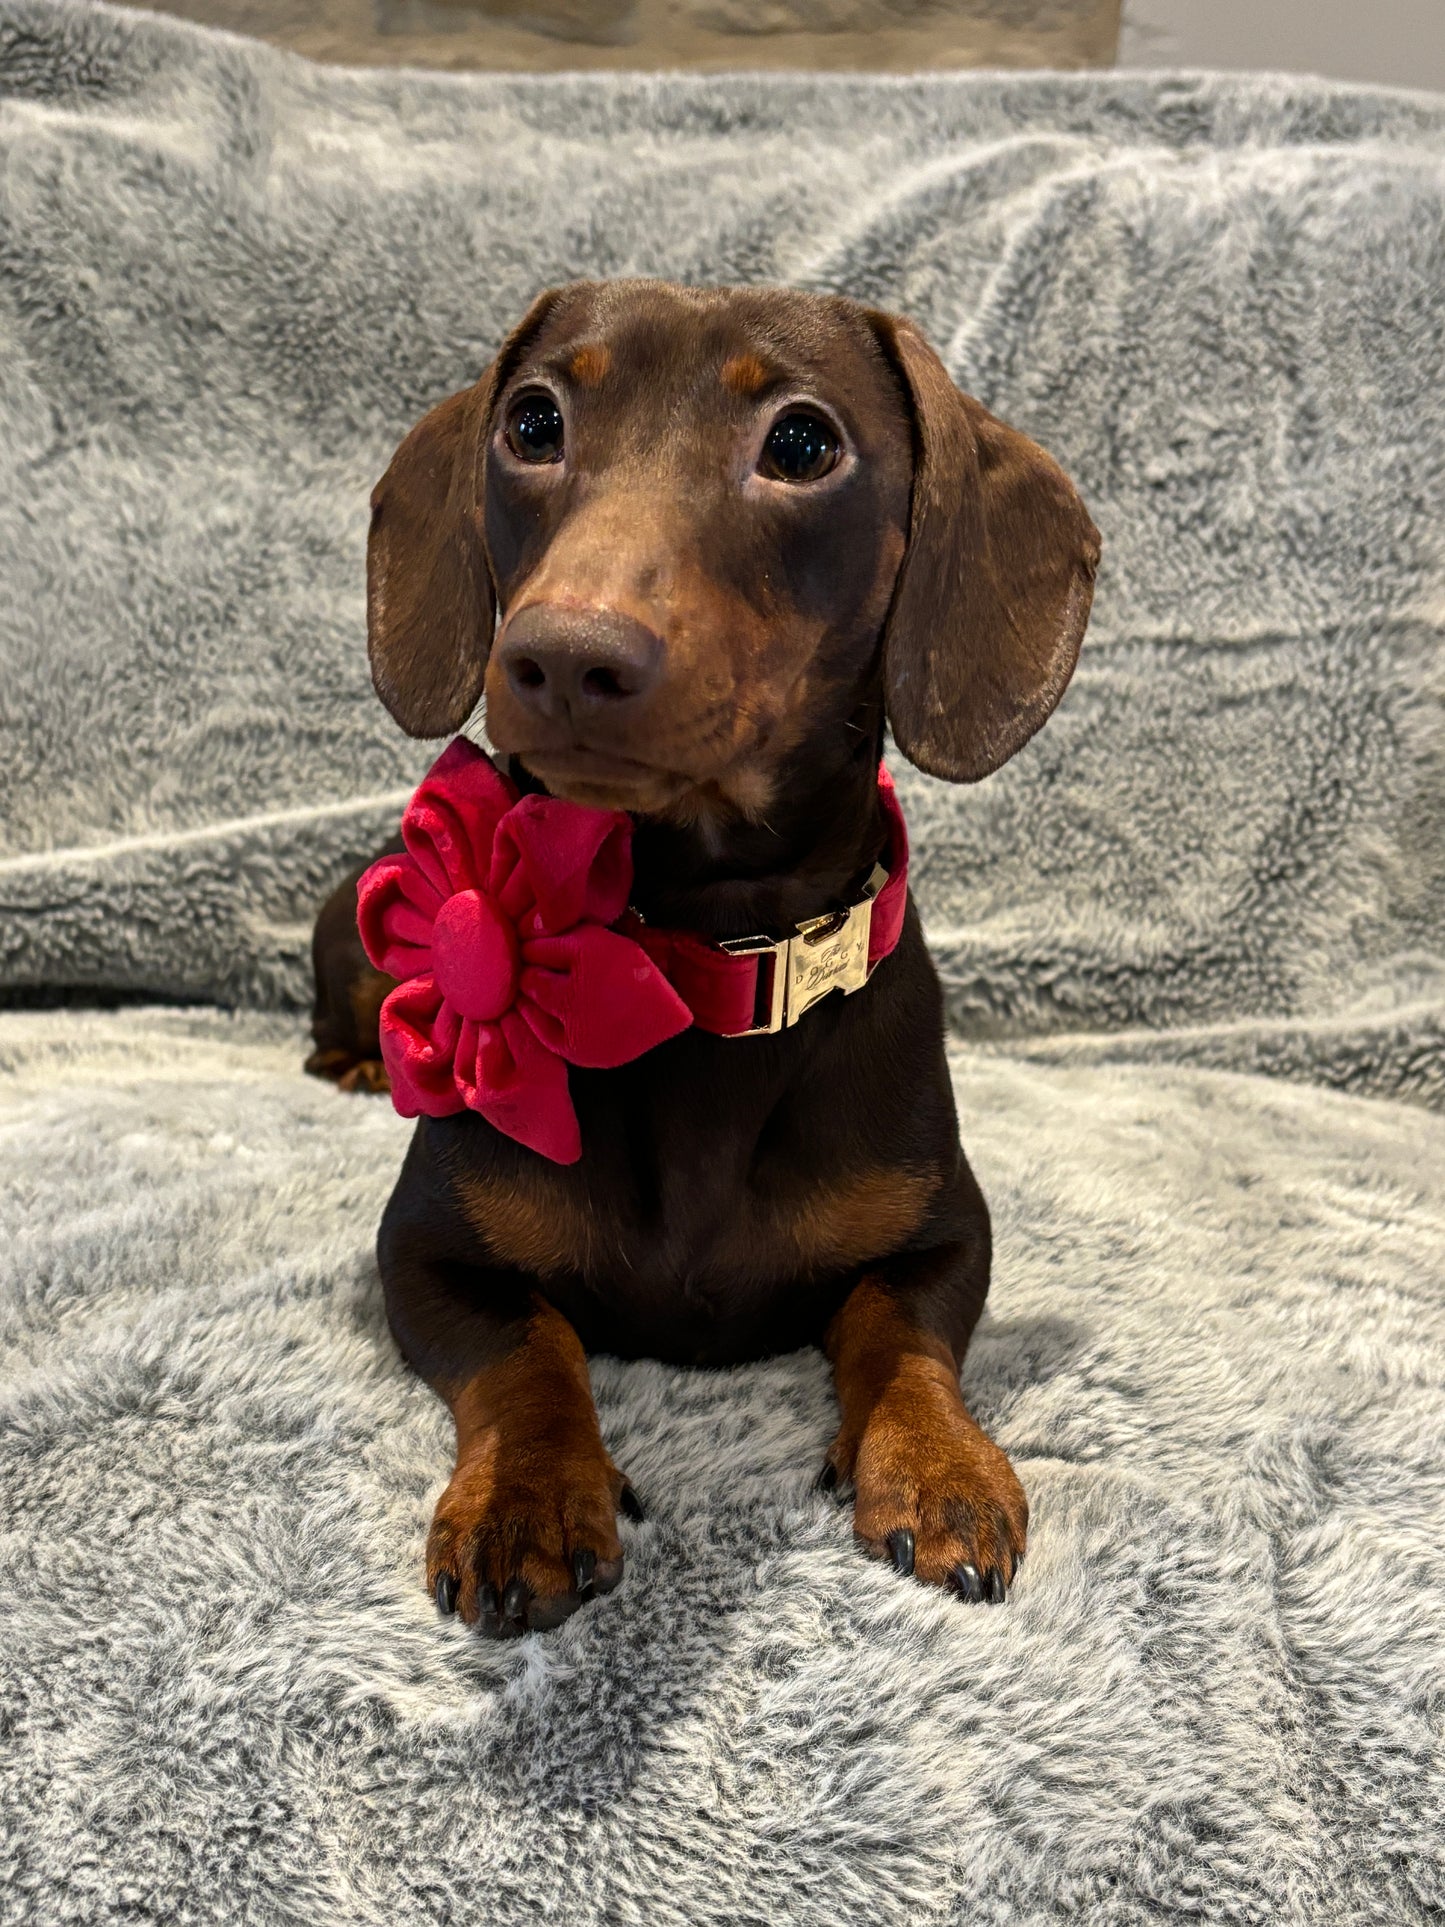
[512,749,694,817]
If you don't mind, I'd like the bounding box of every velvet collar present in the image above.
[357,739,908,1164]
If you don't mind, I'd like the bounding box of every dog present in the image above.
[309,278,1099,1637]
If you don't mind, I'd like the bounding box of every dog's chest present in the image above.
[458,1150,933,1293]
[456,1148,937,1364]
[450,1039,938,1304]
[437,975,949,1357]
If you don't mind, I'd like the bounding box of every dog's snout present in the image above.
[496,604,662,724]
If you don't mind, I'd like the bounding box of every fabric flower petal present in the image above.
[402,738,518,900]
[520,925,693,1068]
[452,1007,582,1164]
[377,976,466,1118]
[357,851,445,980]
[361,736,716,1163]
[489,793,633,937]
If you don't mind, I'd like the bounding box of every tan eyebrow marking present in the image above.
[721,352,771,395]
[567,343,611,386]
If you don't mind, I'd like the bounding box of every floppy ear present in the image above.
[869,312,1101,783]
[367,289,563,738]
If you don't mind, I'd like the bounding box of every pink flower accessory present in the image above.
[356,738,692,1165]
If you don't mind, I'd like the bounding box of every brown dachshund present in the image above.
[309,279,1099,1637]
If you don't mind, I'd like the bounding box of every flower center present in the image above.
[431,889,520,1022]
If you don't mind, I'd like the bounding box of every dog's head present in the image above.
[368,279,1100,818]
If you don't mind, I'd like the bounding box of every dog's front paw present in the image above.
[821,1377,1027,1603]
[426,1439,642,1637]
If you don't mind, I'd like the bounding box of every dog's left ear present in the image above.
[868,312,1101,783]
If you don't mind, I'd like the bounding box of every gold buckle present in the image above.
[718,862,888,1035]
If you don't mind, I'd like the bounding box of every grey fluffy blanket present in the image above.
[2,4,1444,1922]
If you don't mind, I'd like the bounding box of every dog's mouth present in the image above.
[513,745,695,815]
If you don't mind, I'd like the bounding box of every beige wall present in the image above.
[1119,0,1445,92]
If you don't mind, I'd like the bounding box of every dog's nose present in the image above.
[494,604,662,724]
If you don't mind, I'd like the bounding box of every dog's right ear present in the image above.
[367,288,563,738]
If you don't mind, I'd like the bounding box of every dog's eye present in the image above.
[505,392,565,464]
[759,410,841,484]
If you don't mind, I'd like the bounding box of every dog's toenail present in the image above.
[986,1566,1007,1604]
[949,1562,985,1603]
[887,1528,915,1577]
[435,1572,457,1616]
[620,1485,646,1523]
[573,1548,597,1598]
[501,1579,530,1630]
[814,1462,838,1494]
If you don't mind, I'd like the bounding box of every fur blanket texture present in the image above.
[1,4,1443,1921]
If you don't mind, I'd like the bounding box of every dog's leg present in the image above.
[305,859,394,1093]
[380,1192,636,1636]
[821,1198,1028,1602]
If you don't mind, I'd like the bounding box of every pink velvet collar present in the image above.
[357,739,909,1164]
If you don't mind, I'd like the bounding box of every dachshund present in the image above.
[308,279,1099,1636]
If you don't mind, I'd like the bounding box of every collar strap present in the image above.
[618,766,909,1037]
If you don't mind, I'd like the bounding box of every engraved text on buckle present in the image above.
[717,862,889,1035]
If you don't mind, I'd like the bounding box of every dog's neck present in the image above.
[505,698,893,944]
[633,725,891,942]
